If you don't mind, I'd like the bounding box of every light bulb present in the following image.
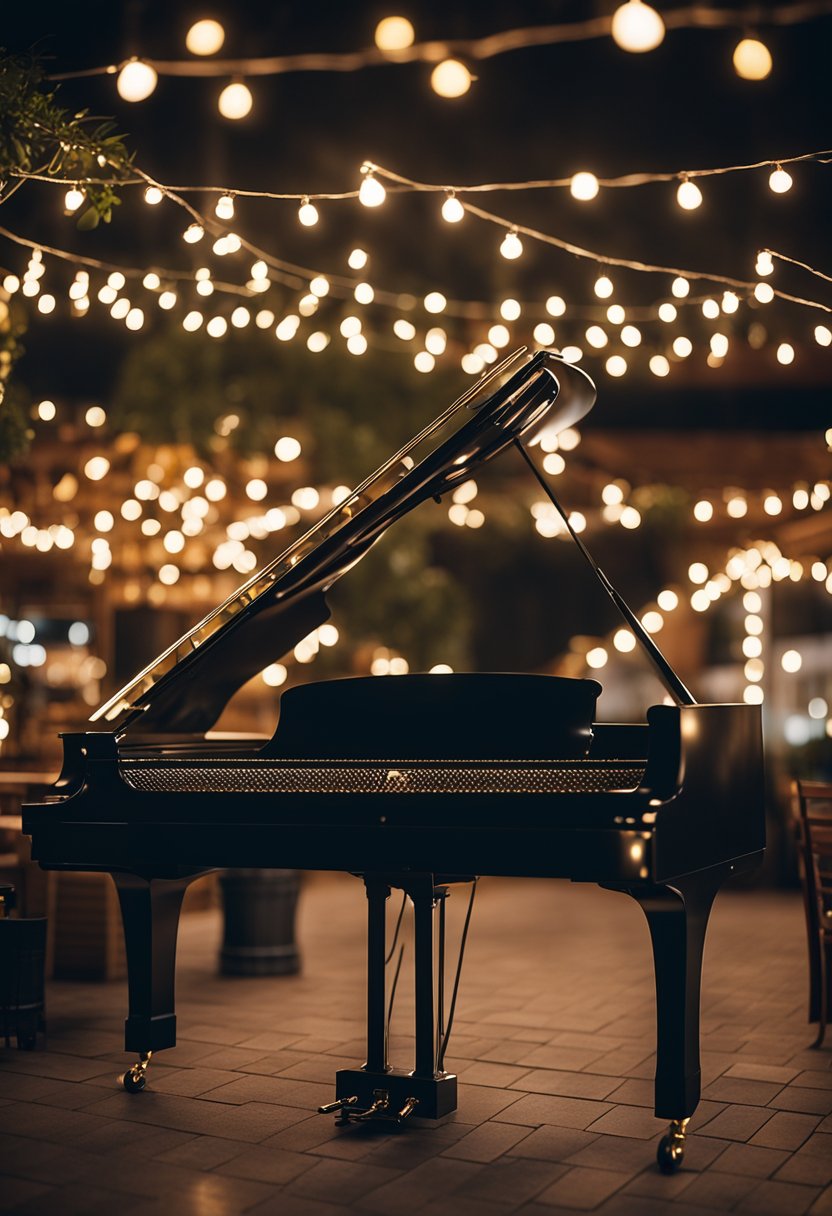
[218,81,252,120]
[677,179,703,210]
[733,37,772,81]
[594,275,613,298]
[431,59,472,98]
[611,0,665,52]
[442,193,464,223]
[776,342,794,365]
[183,223,204,244]
[117,60,158,102]
[570,172,599,201]
[64,187,84,212]
[769,166,792,194]
[298,198,319,226]
[658,303,677,322]
[144,186,163,205]
[814,325,832,347]
[359,172,386,207]
[671,276,690,298]
[756,249,774,276]
[348,247,368,269]
[754,282,774,303]
[186,19,225,55]
[215,193,235,220]
[500,230,523,259]
[606,355,627,377]
[649,355,670,377]
[374,16,415,51]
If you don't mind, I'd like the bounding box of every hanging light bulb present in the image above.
[611,1,666,52]
[594,274,614,298]
[183,223,204,244]
[218,81,252,120]
[676,178,703,210]
[756,249,774,276]
[442,192,464,223]
[298,197,319,226]
[215,193,235,220]
[430,59,472,98]
[186,19,225,55]
[374,16,415,52]
[359,168,386,207]
[768,165,792,193]
[117,60,158,102]
[733,37,773,81]
[64,186,85,212]
[144,185,163,205]
[570,172,600,201]
[500,229,523,260]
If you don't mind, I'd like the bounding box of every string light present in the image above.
[769,165,793,193]
[298,197,319,226]
[676,178,703,210]
[776,342,794,364]
[218,81,253,120]
[64,187,84,212]
[594,275,614,298]
[570,172,600,201]
[754,282,774,303]
[215,193,235,220]
[359,169,386,207]
[500,229,523,259]
[117,60,158,102]
[441,192,465,223]
[374,16,415,52]
[610,1,665,52]
[430,59,472,98]
[733,37,773,81]
[186,19,225,56]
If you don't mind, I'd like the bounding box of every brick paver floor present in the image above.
[1,875,830,1215]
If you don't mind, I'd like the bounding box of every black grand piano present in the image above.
[23,349,764,1171]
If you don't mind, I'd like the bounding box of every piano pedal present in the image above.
[656,1117,689,1173]
[121,1051,152,1093]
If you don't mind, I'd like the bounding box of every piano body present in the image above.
[23,350,765,1171]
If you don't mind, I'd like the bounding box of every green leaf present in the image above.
[76,205,99,230]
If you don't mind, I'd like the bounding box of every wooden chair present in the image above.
[792,780,832,1048]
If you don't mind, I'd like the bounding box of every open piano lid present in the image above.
[93,349,596,736]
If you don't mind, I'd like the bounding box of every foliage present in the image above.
[0,50,133,228]
[112,325,463,481]
[0,288,31,462]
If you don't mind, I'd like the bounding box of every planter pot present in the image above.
[219,869,301,977]
[0,915,47,1049]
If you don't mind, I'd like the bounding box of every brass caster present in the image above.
[121,1052,152,1093]
[657,1117,689,1173]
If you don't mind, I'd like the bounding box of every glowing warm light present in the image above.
[613,628,636,653]
[546,296,566,317]
[745,614,764,636]
[658,303,677,322]
[677,179,702,210]
[37,400,56,421]
[183,223,204,245]
[809,697,828,719]
[340,316,362,339]
[693,500,713,522]
[560,345,583,363]
[186,19,225,55]
[620,325,641,347]
[649,355,670,377]
[586,646,608,669]
[37,294,56,314]
[205,478,227,501]
[763,493,782,515]
[309,276,330,298]
[117,60,158,102]
[744,685,764,704]
[702,299,720,320]
[781,649,802,673]
[64,186,84,212]
[688,562,709,584]
[691,589,711,612]
[672,336,692,358]
[733,37,773,81]
[671,276,690,298]
[776,343,794,365]
[431,59,472,98]
[769,166,792,194]
[424,291,447,314]
[374,16,415,51]
[745,659,764,682]
[726,495,747,518]
[499,298,521,322]
[442,193,464,223]
[586,326,608,349]
[262,663,288,687]
[619,506,641,529]
[606,355,627,377]
[500,230,523,260]
[213,193,234,222]
[159,291,176,310]
[307,331,330,353]
[183,310,203,332]
[642,611,663,633]
[533,323,555,346]
[218,81,253,119]
[425,327,446,355]
[570,172,599,201]
[348,248,368,270]
[347,334,368,355]
[657,589,678,611]
[611,0,665,52]
[298,198,319,226]
[292,487,319,511]
[594,275,614,299]
[754,281,774,303]
[358,171,386,207]
[84,457,109,481]
[488,324,510,348]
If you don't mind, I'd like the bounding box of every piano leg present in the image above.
[112,871,201,1092]
[621,868,724,1173]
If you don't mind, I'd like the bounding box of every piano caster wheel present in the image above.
[121,1052,152,1093]
[657,1118,689,1173]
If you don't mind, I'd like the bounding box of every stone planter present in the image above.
[219,869,301,976]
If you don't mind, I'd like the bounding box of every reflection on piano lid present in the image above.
[92,348,596,735]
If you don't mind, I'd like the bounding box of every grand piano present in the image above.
[23,349,765,1171]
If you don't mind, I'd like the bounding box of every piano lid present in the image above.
[92,349,596,735]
